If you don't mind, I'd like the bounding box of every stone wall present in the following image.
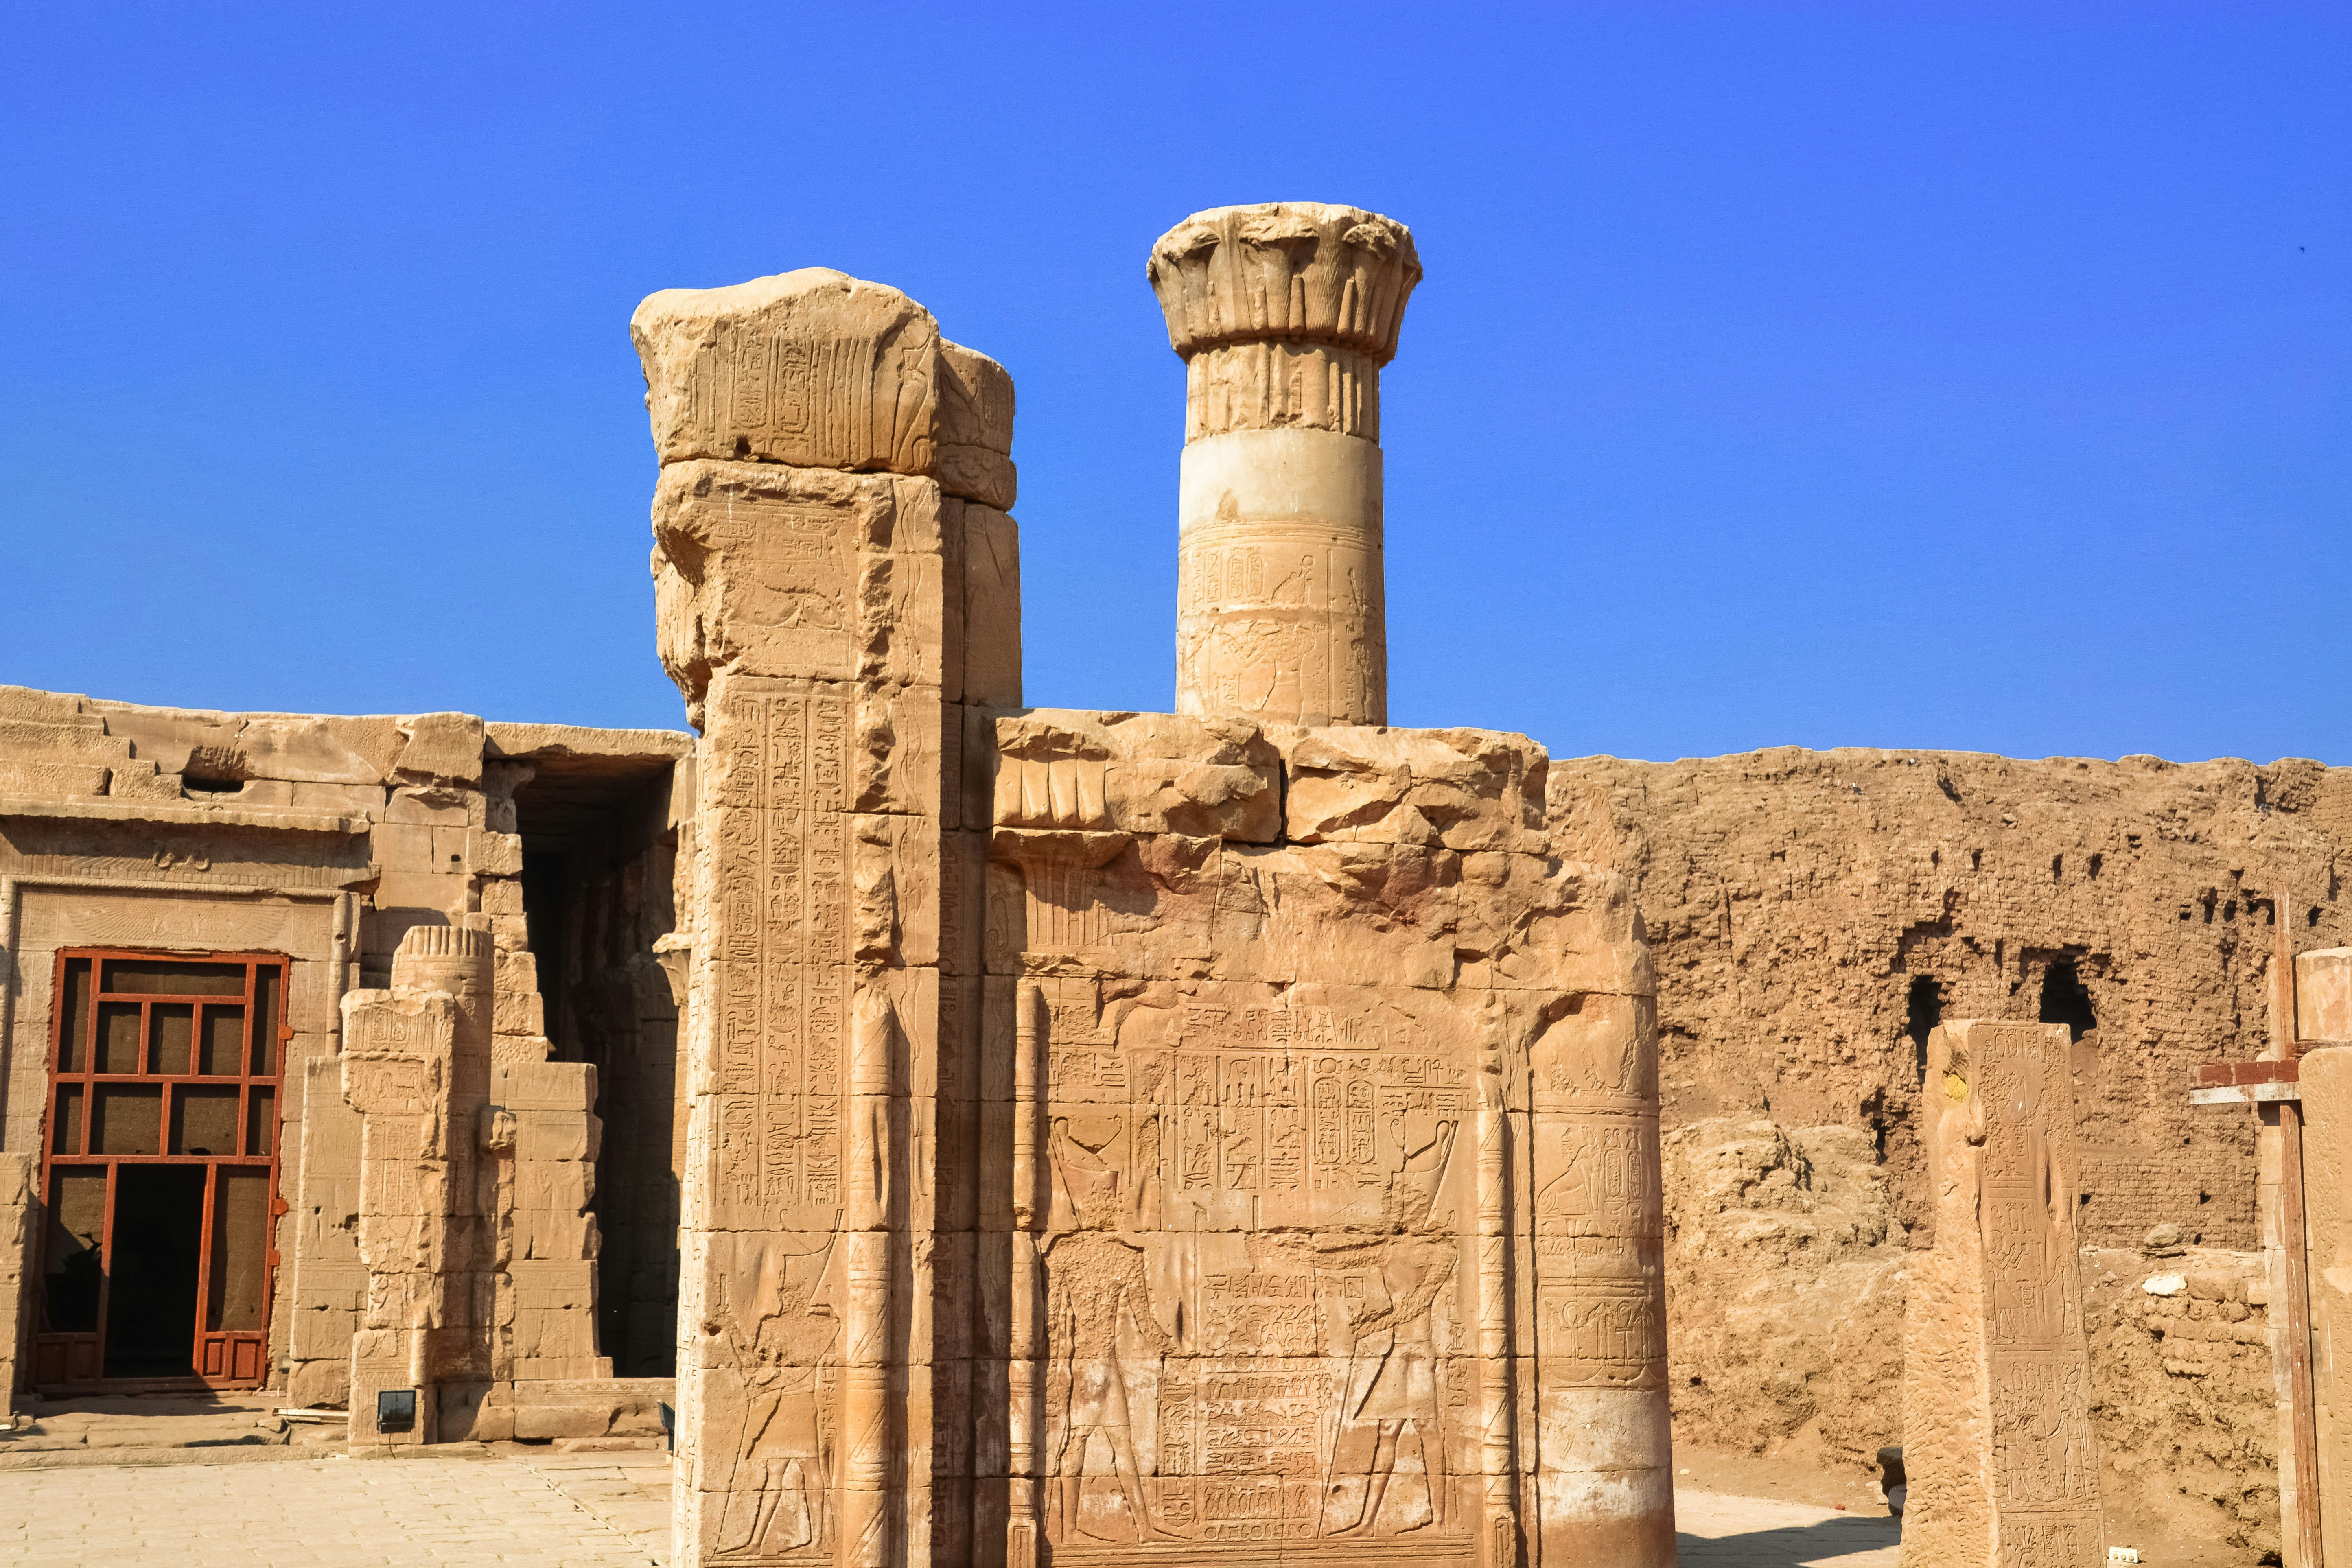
[1552,745,2343,1549]
[0,682,689,1410]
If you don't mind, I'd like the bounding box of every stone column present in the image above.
[340,929,469,1450]
[635,265,1020,1568]
[389,923,497,1391]
[1526,985,1674,1564]
[0,1152,32,1418]
[1903,1020,2104,1566]
[1147,202,1421,727]
[2296,948,2352,1560]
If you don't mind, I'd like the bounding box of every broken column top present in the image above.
[630,266,1015,509]
[1146,201,1422,365]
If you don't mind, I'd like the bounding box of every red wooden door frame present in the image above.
[33,948,290,1391]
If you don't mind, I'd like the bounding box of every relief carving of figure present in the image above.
[706,1236,841,1560]
[1317,1115,1460,1538]
[1045,1118,1182,1543]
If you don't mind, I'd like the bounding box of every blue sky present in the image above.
[2,3,2344,764]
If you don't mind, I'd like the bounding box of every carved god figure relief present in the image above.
[703,1234,844,1562]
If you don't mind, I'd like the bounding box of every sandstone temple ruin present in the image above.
[1,201,2341,1566]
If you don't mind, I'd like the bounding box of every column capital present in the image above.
[1147,201,1422,364]
[1155,202,1411,725]
[1152,197,1420,364]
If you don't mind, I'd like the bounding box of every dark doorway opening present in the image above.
[1905,976,1943,1083]
[510,747,685,1378]
[2039,958,2098,1043]
[103,1166,207,1379]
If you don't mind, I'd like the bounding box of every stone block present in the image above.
[0,759,107,796]
[650,460,947,709]
[495,975,544,1036]
[392,712,485,786]
[495,1058,594,1111]
[963,506,1022,708]
[468,828,523,876]
[0,684,90,724]
[237,715,395,784]
[1279,724,1546,851]
[106,759,184,799]
[372,870,467,917]
[0,716,133,762]
[1904,1020,2104,1563]
[384,787,469,827]
[290,781,387,816]
[633,267,943,475]
[286,1358,350,1410]
[372,821,438,872]
[993,709,1279,842]
[935,340,1017,510]
[2302,947,2352,1042]
[478,876,525,916]
[437,1380,514,1441]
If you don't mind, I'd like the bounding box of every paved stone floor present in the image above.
[0,1450,1909,1566]
[1676,1487,1904,1566]
[0,1450,668,1567]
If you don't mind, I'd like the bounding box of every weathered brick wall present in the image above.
[1551,748,2350,1246]
[1551,746,2345,1552]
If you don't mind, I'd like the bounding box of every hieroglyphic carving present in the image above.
[1175,526,1386,730]
[640,213,1679,1568]
[633,269,941,476]
[1904,1021,2103,1568]
[708,685,851,1231]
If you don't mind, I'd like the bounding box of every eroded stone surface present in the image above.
[1904,1020,2103,1566]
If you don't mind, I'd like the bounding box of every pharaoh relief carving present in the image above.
[1009,978,1492,1559]
[700,1233,846,1561]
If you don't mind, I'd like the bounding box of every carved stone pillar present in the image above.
[1475,1060,1516,1568]
[390,922,497,1389]
[1527,987,1674,1564]
[2295,949,2352,1561]
[1004,980,1045,1568]
[1148,202,1421,727]
[340,927,474,1449]
[635,264,1020,1568]
[1904,1020,2104,1566]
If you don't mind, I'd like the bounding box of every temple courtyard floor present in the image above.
[0,1445,1910,1568]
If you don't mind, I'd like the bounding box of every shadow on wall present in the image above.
[512,750,689,1379]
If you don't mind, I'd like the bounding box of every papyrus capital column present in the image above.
[1148,202,1421,726]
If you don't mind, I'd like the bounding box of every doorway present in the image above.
[34,949,287,1390]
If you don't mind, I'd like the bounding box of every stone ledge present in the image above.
[0,795,367,834]
[2190,1080,2302,1105]
[484,723,694,761]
